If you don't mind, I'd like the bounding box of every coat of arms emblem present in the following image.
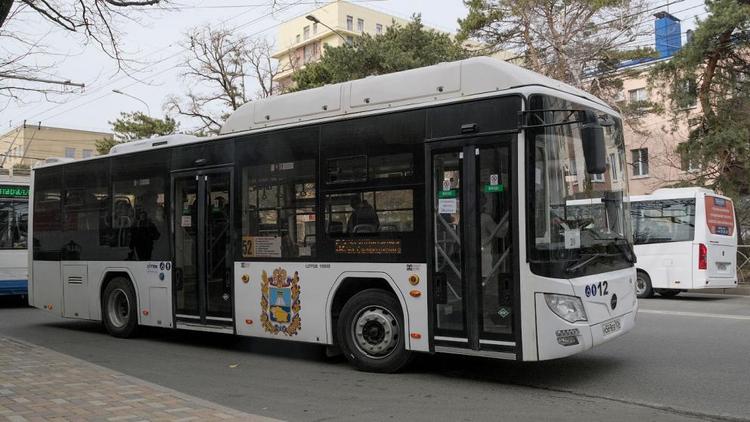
[260,268,301,336]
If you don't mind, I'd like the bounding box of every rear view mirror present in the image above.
[580,111,607,175]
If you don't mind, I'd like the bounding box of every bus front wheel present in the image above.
[102,277,139,338]
[337,289,412,373]
[635,271,653,299]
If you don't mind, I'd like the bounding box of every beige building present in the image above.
[0,125,112,170]
[272,0,410,89]
[614,64,699,195]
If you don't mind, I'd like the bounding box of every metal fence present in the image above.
[739,245,750,284]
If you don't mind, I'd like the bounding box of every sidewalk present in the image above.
[0,336,277,422]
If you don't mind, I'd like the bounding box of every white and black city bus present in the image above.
[0,173,29,297]
[29,58,637,372]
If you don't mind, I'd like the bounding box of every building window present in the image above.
[82,149,93,159]
[679,79,697,108]
[357,18,364,33]
[609,153,618,181]
[303,25,310,40]
[591,172,605,183]
[346,35,354,45]
[628,88,647,102]
[680,144,699,172]
[64,147,75,158]
[346,15,353,31]
[303,42,319,64]
[631,148,649,177]
[376,23,383,34]
[313,22,318,35]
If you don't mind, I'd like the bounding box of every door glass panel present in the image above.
[478,146,513,336]
[206,173,232,318]
[433,151,464,333]
[175,177,199,316]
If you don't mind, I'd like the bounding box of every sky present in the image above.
[2,0,707,135]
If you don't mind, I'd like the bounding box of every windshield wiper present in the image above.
[610,235,637,263]
[565,253,608,274]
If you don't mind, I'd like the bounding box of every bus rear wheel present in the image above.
[635,271,653,299]
[102,277,139,338]
[337,289,412,373]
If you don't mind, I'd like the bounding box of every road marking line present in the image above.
[639,309,750,321]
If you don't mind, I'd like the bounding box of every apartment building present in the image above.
[272,1,409,89]
[614,12,699,195]
[0,124,112,170]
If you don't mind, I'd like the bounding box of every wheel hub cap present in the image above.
[352,306,398,359]
[107,288,130,328]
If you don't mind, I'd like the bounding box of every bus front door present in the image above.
[430,138,517,356]
[173,169,234,330]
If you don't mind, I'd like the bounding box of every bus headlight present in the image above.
[544,293,587,323]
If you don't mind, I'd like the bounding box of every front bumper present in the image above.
[535,292,637,360]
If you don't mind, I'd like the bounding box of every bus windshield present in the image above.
[631,199,696,244]
[528,95,632,274]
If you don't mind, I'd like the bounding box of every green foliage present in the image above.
[110,112,178,141]
[651,0,750,198]
[457,0,653,91]
[291,17,469,91]
[96,111,179,154]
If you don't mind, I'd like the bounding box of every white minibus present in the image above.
[630,187,737,298]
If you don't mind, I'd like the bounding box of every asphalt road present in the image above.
[1,293,749,421]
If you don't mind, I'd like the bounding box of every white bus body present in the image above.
[0,174,29,297]
[630,187,738,297]
[29,58,636,371]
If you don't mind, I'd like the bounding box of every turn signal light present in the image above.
[410,333,422,339]
[408,274,420,286]
[142,310,149,316]
[409,290,422,298]
[245,319,253,325]
[241,274,250,284]
[698,243,707,270]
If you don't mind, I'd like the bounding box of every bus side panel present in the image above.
[0,250,28,296]
[233,262,429,352]
[634,242,693,289]
[86,262,173,328]
[32,261,63,316]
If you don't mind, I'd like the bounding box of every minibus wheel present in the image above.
[337,288,412,373]
[102,277,139,338]
[635,271,653,299]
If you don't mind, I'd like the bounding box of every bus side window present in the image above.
[240,160,316,259]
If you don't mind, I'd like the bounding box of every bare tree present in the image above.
[167,25,286,134]
[0,0,167,107]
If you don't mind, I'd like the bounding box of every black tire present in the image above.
[658,289,681,298]
[635,271,653,299]
[102,277,139,338]
[337,289,412,373]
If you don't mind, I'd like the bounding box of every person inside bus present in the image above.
[129,191,161,260]
[347,194,379,233]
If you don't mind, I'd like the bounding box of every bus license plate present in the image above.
[602,318,621,337]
